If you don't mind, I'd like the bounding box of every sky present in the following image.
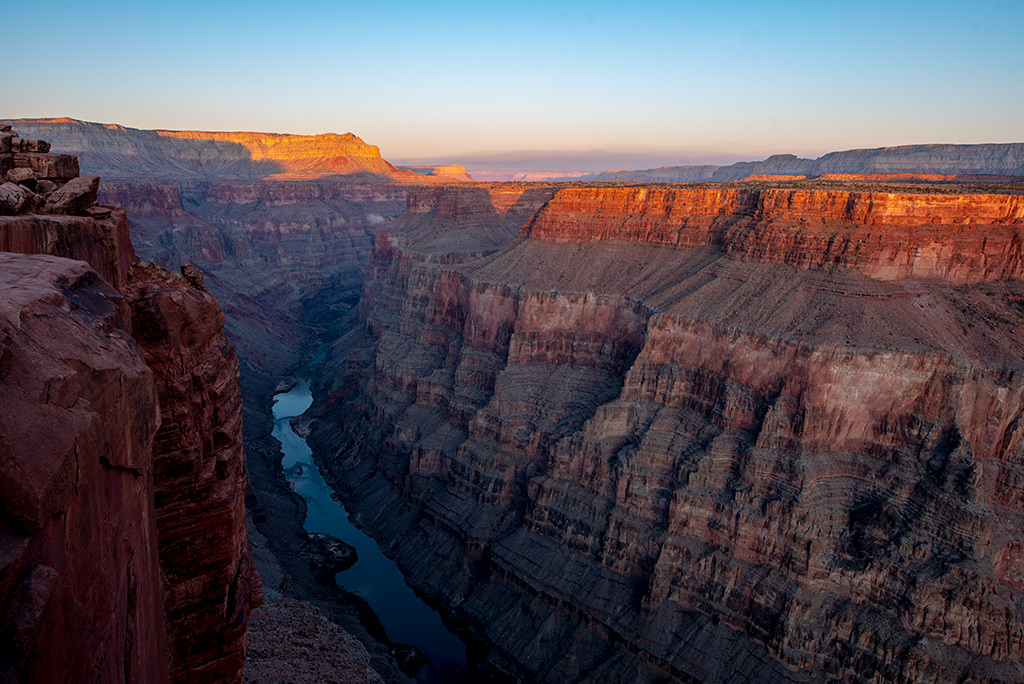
[8,0,1024,173]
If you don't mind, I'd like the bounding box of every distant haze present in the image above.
[391,149,762,180]
[7,1,1023,172]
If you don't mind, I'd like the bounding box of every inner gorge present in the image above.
[273,375,470,682]
[2,118,1024,683]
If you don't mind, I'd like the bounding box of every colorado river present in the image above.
[272,378,470,683]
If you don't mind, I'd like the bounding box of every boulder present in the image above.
[44,176,99,215]
[12,153,78,181]
[180,263,205,288]
[0,181,29,214]
[9,137,51,153]
[6,168,35,190]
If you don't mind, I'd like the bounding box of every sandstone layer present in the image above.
[523,186,1024,283]
[584,143,1024,182]
[7,118,444,183]
[0,125,258,682]
[100,179,406,378]
[125,265,258,681]
[0,255,167,683]
[309,184,1024,682]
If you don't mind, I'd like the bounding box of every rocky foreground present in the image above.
[0,125,258,681]
[307,183,1024,682]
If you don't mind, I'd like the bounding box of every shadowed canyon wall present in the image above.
[0,126,257,681]
[308,184,1024,682]
[7,117,444,682]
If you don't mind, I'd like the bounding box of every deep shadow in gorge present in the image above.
[111,178,542,681]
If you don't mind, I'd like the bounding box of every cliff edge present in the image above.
[0,124,258,681]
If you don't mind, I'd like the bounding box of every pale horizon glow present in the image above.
[8,0,1024,173]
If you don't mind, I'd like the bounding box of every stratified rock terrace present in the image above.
[310,182,1024,683]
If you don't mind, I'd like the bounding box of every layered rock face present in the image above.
[311,185,1024,682]
[585,143,1024,182]
[0,126,257,682]
[0,255,167,683]
[524,186,1024,283]
[7,118,434,182]
[126,265,258,681]
[102,179,406,377]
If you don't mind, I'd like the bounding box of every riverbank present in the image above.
[241,363,413,683]
[273,378,473,682]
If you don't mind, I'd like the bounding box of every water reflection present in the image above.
[272,379,469,683]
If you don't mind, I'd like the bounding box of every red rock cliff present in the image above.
[0,125,257,681]
[126,265,257,681]
[310,184,1024,683]
[0,255,167,683]
[524,186,1024,283]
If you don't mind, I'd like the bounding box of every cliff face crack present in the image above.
[99,455,143,477]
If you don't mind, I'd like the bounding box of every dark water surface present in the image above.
[272,378,470,683]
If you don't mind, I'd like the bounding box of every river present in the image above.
[272,378,470,683]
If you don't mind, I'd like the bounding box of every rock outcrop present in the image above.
[310,184,1024,682]
[0,126,258,682]
[245,599,384,683]
[523,186,1024,283]
[0,255,167,684]
[100,179,406,378]
[125,264,258,681]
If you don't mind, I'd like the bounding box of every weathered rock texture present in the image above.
[0,126,258,682]
[244,599,384,684]
[99,179,407,377]
[125,264,258,681]
[310,184,1024,682]
[523,187,1024,283]
[0,255,167,684]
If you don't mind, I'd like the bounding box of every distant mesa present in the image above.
[740,174,808,182]
[582,144,1024,182]
[4,118,464,184]
[10,119,1024,185]
[398,164,475,182]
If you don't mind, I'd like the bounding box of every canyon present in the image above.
[306,183,1024,682]
[4,117,1024,682]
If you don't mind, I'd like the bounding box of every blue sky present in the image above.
[9,0,1023,170]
